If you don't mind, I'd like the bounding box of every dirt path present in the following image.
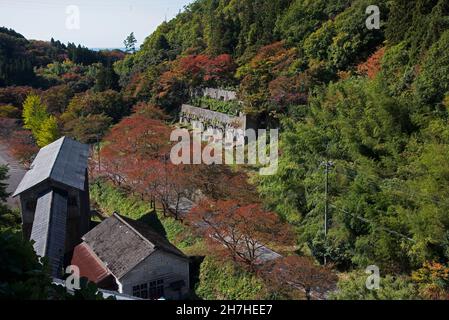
[0,142,25,208]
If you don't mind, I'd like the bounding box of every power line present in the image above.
[330,204,416,243]
[327,164,449,210]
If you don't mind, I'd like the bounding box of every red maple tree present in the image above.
[261,256,338,300]
[188,199,294,271]
[100,109,172,186]
[99,106,202,218]
[269,73,311,106]
[158,53,236,96]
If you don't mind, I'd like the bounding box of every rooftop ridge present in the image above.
[112,212,156,250]
[13,136,89,197]
[47,136,66,185]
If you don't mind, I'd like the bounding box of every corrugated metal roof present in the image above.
[13,137,89,197]
[82,213,188,279]
[31,189,68,277]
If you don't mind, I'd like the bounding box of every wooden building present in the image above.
[71,213,190,300]
[13,136,90,277]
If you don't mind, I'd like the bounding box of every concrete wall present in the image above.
[119,250,190,300]
[180,104,246,131]
[180,104,248,147]
[203,88,238,102]
[180,104,245,128]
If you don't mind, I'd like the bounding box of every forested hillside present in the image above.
[2,0,449,300]
[112,0,449,298]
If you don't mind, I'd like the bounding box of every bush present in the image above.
[90,181,152,219]
[415,30,449,106]
[0,229,108,300]
[190,96,242,116]
[0,105,20,118]
[195,256,269,300]
[331,271,418,300]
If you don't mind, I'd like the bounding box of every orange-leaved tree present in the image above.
[188,199,293,271]
[262,256,338,300]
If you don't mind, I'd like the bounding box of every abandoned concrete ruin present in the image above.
[179,88,256,146]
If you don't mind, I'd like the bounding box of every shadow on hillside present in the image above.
[137,210,167,239]
[188,255,205,300]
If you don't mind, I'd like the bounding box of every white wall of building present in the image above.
[118,250,190,300]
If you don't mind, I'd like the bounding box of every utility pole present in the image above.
[321,160,334,265]
[97,134,101,173]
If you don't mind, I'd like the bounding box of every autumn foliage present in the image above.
[157,54,236,101]
[261,256,337,300]
[412,261,449,300]
[238,41,301,114]
[8,130,39,167]
[177,54,235,84]
[99,105,201,217]
[188,199,293,270]
[0,86,39,109]
[268,73,310,106]
[357,47,386,79]
[100,112,172,185]
[0,118,38,167]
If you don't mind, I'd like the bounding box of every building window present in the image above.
[149,279,164,300]
[132,285,139,297]
[132,283,148,299]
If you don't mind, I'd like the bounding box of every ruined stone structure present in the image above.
[179,104,248,146]
[202,87,238,102]
[179,88,258,146]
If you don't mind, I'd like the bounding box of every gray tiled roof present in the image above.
[82,213,188,279]
[31,189,68,277]
[13,137,89,197]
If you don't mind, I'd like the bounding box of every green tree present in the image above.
[331,271,418,300]
[41,84,74,114]
[63,113,112,144]
[94,64,119,92]
[414,30,449,107]
[0,229,54,299]
[22,94,60,147]
[0,166,21,231]
[61,90,128,124]
[0,228,109,300]
[22,95,48,134]
[124,32,137,53]
[36,116,60,148]
[258,78,414,270]
[0,105,20,118]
